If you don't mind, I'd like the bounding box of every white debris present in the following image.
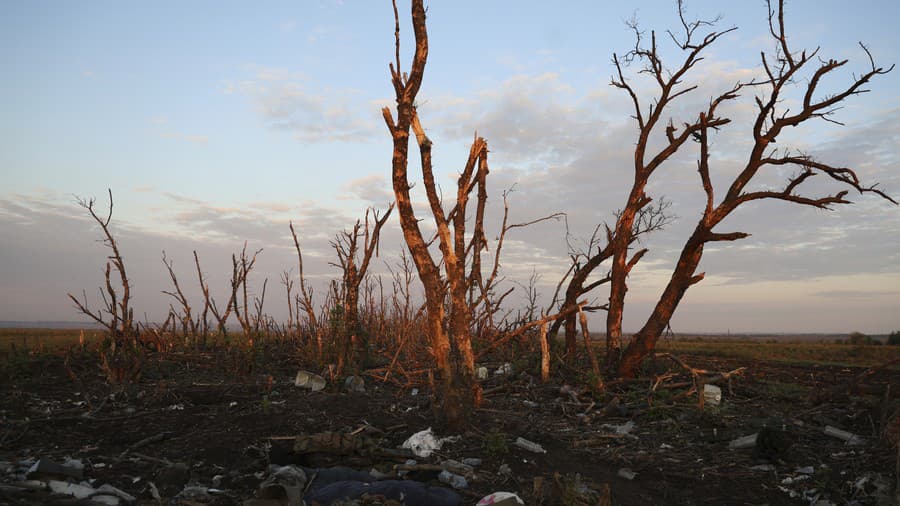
[703,384,722,406]
[477,491,524,505]
[617,468,637,480]
[47,480,96,500]
[823,426,864,446]
[476,367,489,380]
[513,437,546,454]
[495,363,513,376]
[600,420,636,436]
[401,428,460,458]
[729,433,758,449]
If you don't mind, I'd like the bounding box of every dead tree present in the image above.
[382,0,496,425]
[549,200,671,364]
[162,251,197,338]
[382,0,566,425]
[231,242,263,337]
[330,205,394,373]
[606,0,895,377]
[67,189,135,343]
[290,222,323,357]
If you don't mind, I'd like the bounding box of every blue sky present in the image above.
[2,1,898,333]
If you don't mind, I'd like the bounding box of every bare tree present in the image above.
[330,205,394,373]
[604,0,895,377]
[161,251,197,339]
[67,189,135,343]
[290,222,323,357]
[382,0,568,425]
[549,200,672,364]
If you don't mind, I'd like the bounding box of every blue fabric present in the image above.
[304,479,462,506]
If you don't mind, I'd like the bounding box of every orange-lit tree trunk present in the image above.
[382,0,495,426]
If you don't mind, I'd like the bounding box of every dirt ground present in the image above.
[1,347,898,505]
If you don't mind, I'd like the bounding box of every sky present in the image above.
[1,0,898,334]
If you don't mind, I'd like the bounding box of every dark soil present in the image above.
[1,348,898,505]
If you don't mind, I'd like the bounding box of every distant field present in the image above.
[0,327,106,351]
[657,338,900,368]
[3,327,898,369]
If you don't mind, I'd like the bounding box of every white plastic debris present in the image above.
[795,466,815,475]
[750,464,776,472]
[823,426,864,446]
[477,491,525,505]
[729,433,758,449]
[401,428,460,458]
[295,370,327,391]
[601,420,637,435]
[47,480,96,500]
[513,437,546,454]
[703,384,722,406]
[166,403,184,411]
[476,366,489,380]
[617,468,637,480]
[438,470,469,490]
[495,363,513,376]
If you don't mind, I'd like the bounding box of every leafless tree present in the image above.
[67,189,135,343]
[382,0,569,425]
[289,222,325,357]
[549,200,672,364]
[330,205,394,373]
[604,0,895,377]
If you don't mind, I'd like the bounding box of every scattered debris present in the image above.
[495,363,513,376]
[294,370,327,391]
[601,420,636,435]
[477,491,525,505]
[257,464,307,504]
[617,468,637,480]
[401,428,460,458]
[344,375,366,393]
[476,366,489,380]
[823,425,864,446]
[729,433,758,449]
[438,469,469,489]
[703,384,722,406]
[514,437,546,454]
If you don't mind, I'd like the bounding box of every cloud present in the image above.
[339,174,394,204]
[227,67,378,143]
